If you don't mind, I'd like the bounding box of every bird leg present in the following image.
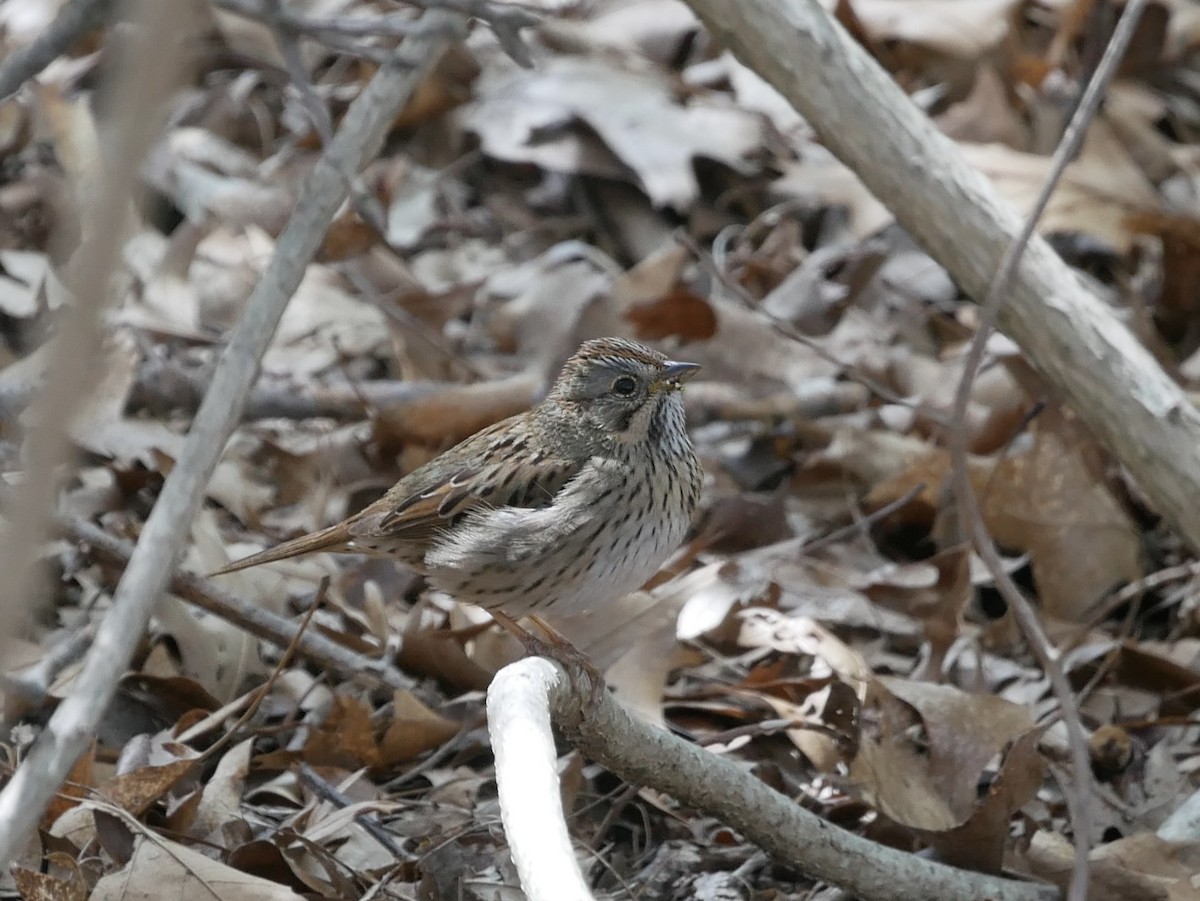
[490,610,608,711]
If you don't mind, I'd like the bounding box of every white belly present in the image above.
[424,461,693,619]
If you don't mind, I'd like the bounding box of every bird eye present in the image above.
[611,375,638,396]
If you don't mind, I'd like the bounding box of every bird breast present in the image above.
[423,447,697,619]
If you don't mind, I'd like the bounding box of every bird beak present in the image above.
[659,360,701,389]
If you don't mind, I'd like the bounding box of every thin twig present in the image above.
[126,356,440,420]
[0,0,116,101]
[402,0,539,67]
[384,719,482,790]
[676,230,928,412]
[1077,561,1200,636]
[734,483,927,571]
[947,4,1149,899]
[213,0,416,62]
[0,10,467,871]
[198,578,328,762]
[215,0,422,40]
[297,763,412,861]
[63,517,412,687]
[0,356,444,422]
[265,0,391,238]
[695,717,810,747]
[214,0,540,67]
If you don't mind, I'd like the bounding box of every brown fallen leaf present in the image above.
[391,42,480,130]
[374,374,541,451]
[849,677,1042,866]
[624,287,718,341]
[190,740,253,844]
[918,726,1048,874]
[936,65,1030,147]
[89,831,304,901]
[961,125,1161,254]
[851,0,1019,58]
[377,690,461,765]
[1021,830,1181,901]
[99,759,196,818]
[852,727,958,831]
[879,677,1035,820]
[42,743,95,830]
[866,406,1143,622]
[986,408,1143,621]
[302,694,380,770]
[11,864,87,901]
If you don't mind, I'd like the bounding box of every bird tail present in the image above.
[209,522,351,576]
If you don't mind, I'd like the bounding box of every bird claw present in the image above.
[492,611,609,713]
[529,636,607,713]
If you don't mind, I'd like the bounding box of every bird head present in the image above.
[544,337,700,447]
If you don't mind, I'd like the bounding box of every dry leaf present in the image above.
[920,726,1047,874]
[100,760,196,817]
[625,288,718,341]
[303,694,380,769]
[881,678,1035,818]
[90,832,304,901]
[850,0,1019,57]
[11,865,87,901]
[986,409,1142,621]
[460,56,763,209]
[377,691,460,764]
[961,124,1161,253]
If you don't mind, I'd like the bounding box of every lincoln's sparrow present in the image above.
[215,337,703,638]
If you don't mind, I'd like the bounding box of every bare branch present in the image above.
[127,357,439,420]
[298,763,413,861]
[0,0,116,101]
[488,661,594,901]
[488,658,1060,901]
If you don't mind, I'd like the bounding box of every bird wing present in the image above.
[423,455,623,573]
[354,467,485,541]
[210,415,582,575]
[349,419,583,544]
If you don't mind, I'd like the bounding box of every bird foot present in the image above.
[491,611,608,712]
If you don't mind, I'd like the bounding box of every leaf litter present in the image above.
[4,0,1200,897]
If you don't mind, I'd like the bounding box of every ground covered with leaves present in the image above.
[3,0,1200,898]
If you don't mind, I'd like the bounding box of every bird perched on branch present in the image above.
[214,337,703,669]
